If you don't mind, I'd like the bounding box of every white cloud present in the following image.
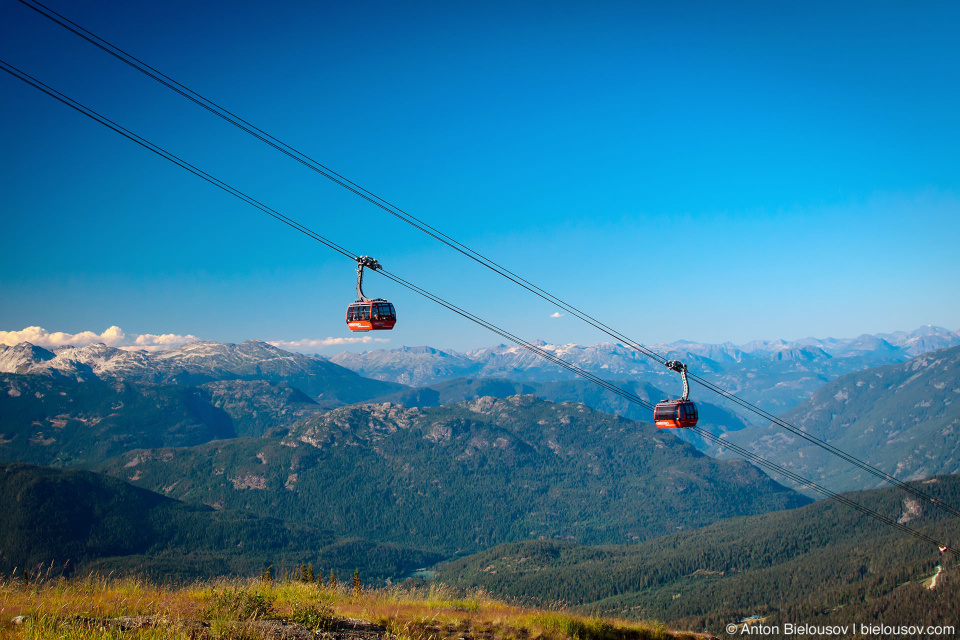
[550,312,565,318]
[134,333,199,347]
[1,325,127,348]
[0,326,198,351]
[131,332,200,352]
[269,336,390,352]
[0,326,386,354]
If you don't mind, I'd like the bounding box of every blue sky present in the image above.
[1,0,958,353]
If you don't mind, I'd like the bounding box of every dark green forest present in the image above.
[94,395,808,554]
[0,462,440,581]
[437,475,960,635]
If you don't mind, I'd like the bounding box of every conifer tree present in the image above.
[329,569,338,590]
[306,563,315,584]
[352,569,363,598]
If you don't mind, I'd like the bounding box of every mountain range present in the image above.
[4,325,955,419]
[0,339,404,406]
[4,327,960,498]
[0,339,812,563]
[328,325,960,416]
[710,344,960,494]
[1,324,959,640]
[93,395,809,555]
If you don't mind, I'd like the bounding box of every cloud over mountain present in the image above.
[269,336,390,352]
[0,326,199,352]
[0,326,392,354]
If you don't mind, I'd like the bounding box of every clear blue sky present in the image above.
[1,0,958,353]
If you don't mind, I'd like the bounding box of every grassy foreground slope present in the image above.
[0,575,705,640]
[438,475,960,635]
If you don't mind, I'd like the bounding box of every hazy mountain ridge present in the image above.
[321,345,483,387]
[328,326,960,416]
[710,344,960,493]
[0,339,405,406]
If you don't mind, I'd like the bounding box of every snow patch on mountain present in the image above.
[0,339,356,386]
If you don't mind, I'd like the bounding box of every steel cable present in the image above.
[2,57,954,556]
[23,0,948,520]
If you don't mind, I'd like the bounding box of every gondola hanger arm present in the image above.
[355,256,382,302]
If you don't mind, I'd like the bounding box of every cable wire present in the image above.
[0,62,357,264]
[692,427,956,557]
[686,371,960,519]
[0,55,653,419]
[17,0,672,367]
[24,0,956,522]
[3,57,954,558]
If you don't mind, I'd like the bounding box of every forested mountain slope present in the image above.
[0,374,323,466]
[0,462,440,580]
[437,475,960,636]
[97,395,810,555]
[711,345,960,493]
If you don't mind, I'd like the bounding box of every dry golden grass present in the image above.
[0,574,700,640]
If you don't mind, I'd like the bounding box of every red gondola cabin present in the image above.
[654,400,698,429]
[346,301,397,332]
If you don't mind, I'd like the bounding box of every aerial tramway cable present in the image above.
[23,0,959,525]
[0,64,357,265]
[3,56,954,558]
[691,427,954,552]
[686,372,960,519]
[16,0,671,366]
[0,57,655,417]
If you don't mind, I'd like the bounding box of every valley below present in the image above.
[1,327,959,638]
